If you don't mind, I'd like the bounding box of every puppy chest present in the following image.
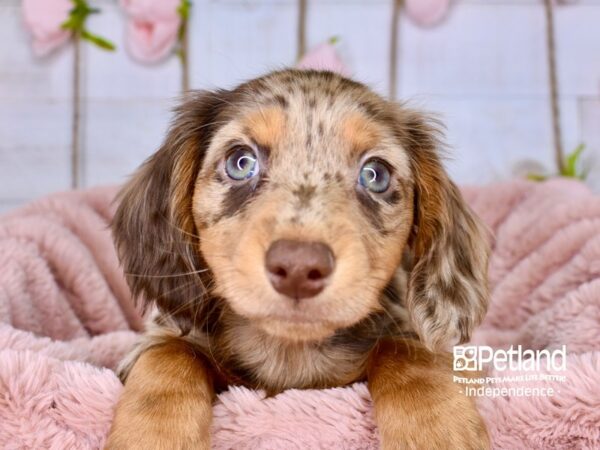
[223,331,369,391]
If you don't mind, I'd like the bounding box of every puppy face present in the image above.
[113,70,489,350]
[194,76,413,342]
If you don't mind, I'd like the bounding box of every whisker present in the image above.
[160,214,203,241]
[125,268,210,279]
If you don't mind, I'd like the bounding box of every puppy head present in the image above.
[113,70,489,349]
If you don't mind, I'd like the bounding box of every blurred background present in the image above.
[1,0,599,212]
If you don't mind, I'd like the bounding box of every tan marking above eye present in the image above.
[241,106,286,150]
[340,113,381,156]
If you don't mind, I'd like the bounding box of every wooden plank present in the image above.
[305,1,391,95]
[420,97,580,183]
[85,3,182,100]
[189,0,297,89]
[579,99,600,192]
[399,3,548,98]
[0,100,71,197]
[556,5,600,96]
[399,2,600,99]
[0,4,73,101]
[0,5,73,206]
[82,100,173,187]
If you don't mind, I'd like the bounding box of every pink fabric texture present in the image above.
[119,0,181,63]
[22,0,72,56]
[1,179,599,449]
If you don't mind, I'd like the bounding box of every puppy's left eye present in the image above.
[359,159,391,193]
[225,147,259,180]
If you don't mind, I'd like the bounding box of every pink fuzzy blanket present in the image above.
[1,180,599,449]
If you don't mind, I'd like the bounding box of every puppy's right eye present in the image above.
[359,158,391,193]
[225,147,259,180]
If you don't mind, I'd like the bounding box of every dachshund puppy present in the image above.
[106,69,490,449]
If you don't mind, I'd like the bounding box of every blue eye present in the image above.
[359,159,391,193]
[225,147,259,180]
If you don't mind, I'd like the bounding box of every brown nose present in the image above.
[265,239,335,300]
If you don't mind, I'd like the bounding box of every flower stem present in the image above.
[71,32,82,188]
[543,0,565,174]
[181,19,190,92]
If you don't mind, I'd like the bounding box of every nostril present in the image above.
[274,267,287,278]
[307,269,323,280]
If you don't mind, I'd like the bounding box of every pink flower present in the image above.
[22,0,72,56]
[405,0,450,27]
[297,40,350,77]
[120,0,181,64]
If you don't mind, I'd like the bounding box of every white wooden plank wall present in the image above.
[0,0,599,213]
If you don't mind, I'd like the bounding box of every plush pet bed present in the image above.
[0,180,599,449]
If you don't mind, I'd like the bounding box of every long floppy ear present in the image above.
[394,109,490,350]
[112,90,232,332]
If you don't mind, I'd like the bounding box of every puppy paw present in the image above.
[378,397,489,450]
[104,398,211,450]
[105,341,213,450]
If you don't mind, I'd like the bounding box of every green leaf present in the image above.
[72,0,87,9]
[62,0,100,31]
[61,17,78,30]
[562,143,585,178]
[328,36,340,45]
[178,0,192,20]
[60,1,115,51]
[72,0,98,14]
[526,173,548,182]
[81,30,116,51]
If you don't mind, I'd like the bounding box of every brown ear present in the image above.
[112,90,231,332]
[394,109,490,350]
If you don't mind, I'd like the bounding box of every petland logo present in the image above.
[453,345,568,398]
[453,345,567,372]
